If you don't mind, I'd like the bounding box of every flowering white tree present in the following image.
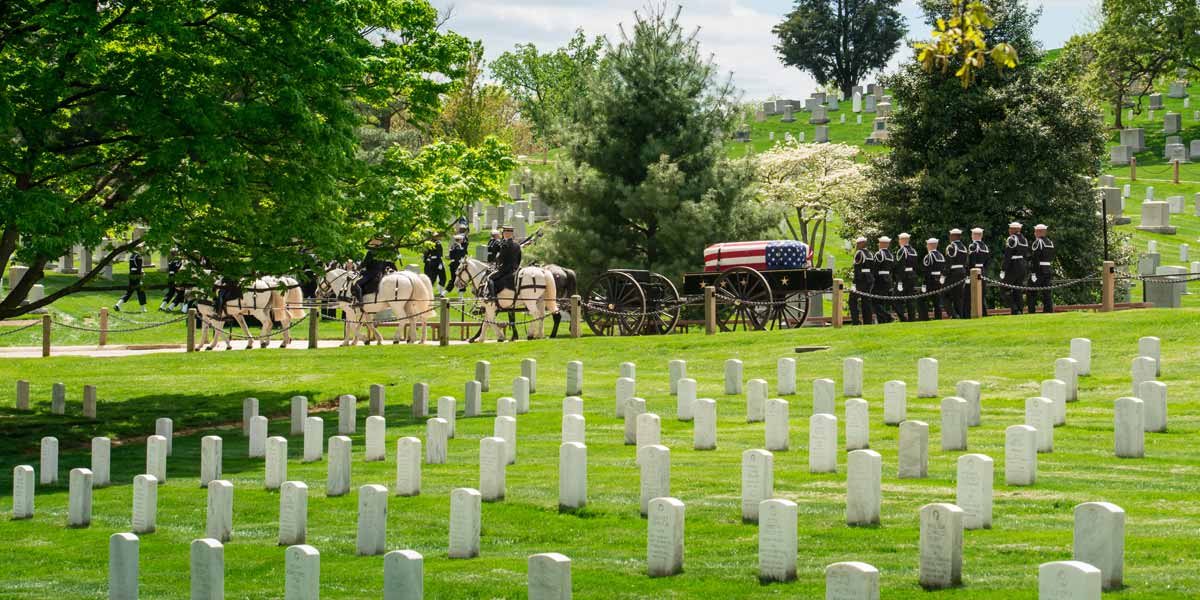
[755,140,868,267]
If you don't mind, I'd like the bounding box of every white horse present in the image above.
[454,257,559,343]
[194,276,305,349]
[321,268,434,345]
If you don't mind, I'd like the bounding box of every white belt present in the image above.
[877,270,890,275]
[950,265,964,269]
[973,264,984,268]
[1011,256,1025,259]
[904,267,914,272]
[930,271,942,275]
[861,269,871,273]
[1039,261,1051,266]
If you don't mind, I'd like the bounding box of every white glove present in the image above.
[850,284,857,292]
[1000,271,1006,280]
[897,283,904,292]
[939,276,945,285]
[921,285,927,293]
[1031,273,1038,283]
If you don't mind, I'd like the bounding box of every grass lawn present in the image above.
[1,308,1198,598]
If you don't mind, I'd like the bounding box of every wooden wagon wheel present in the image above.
[714,267,773,332]
[584,271,647,336]
[770,291,811,330]
[644,273,682,335]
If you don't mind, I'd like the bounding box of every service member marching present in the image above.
[871,236,896,324]
[114,250,147,312]
[849,237,875,325]
[1000,222,1030,314]
[894,232,919,322]
[920,238,947,320]
[422,233,447,293]
[945,228,969,318]
[1027,224,1056,313]
[967,227,991,317]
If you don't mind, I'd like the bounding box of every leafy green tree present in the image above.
[774,0,907,98]
[533,5,777,283]
[915,0,1021,87]
[846,0,1110,304]
[0,0,513,318]
[490,29,604,157]
[437,43,532,152]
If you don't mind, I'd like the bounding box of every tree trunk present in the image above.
[0,238,142,320]
[1113,90,1124,129]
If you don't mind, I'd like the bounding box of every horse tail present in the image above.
[414,273,434,318]
[541,267,559,314]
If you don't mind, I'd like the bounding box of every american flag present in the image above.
[703,240,811,272]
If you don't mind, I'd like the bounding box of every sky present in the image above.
[430,0,1099,101]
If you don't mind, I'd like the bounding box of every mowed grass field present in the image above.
[0,308,1198,598]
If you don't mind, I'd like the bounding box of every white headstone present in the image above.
[528,552,572,600]
[384,550,423,600]
[1131,357,1156,396]
[512,377,530,414]
[479,437,507,502]
[327,436,351,496]
[1024,398,1054,453]
[638,444,671,516]
[1070,338,1092,376]
[563,396,583,417]
[919,503,964,589]
[463,380,482,417]
[1137,380,1167,433]
[290,396,308,436]
[51,382,65,415]
[449,488,482,559]
[426,418,448,464]
[242,398,258,436]
[812,378,836,415]
[562,414,585,445]
[496,396,516,418]
[846,449,881,526]
[1073,501,1125,590]
[825,561,881,600]
[843,358,864,397]
[694,399,717,450]
[518,358,537,394]
[475,360,491,392]
[67,468,93,527]
[1055,358,1079,402]
[765,399,789,451]
[83,385,97,419]
[263,436,288,490]
[725,359,743,394]
[844,399,869,450]
[777,357,796,395]
[109,533,140,600]
[391,437,422,497]
[412,383,429,418]
[356,484,388,555]
[758,498,798,582]
[940,397,968,451]
[199,435,222,487]
[91,436,111,487]
[955,380,982,427]
[1038,560,1102,600]
[1138,336,1161,375]
[12,465,34,519]
[898,421,928,479]
[1114,397,1145,458]
[917,358,938,397]
[15,380,29,410]
[1005,425,1037,485]
[146,434,168,483]
[437,396,456,438]
[677,378,697,421]
[559,442,587,510]
[883,381,907,425]
[338,394,357,434]
[190,538,224,600]
[249,415,268,458]
[636,412,662,452]
[279,481,308,545]
[302,418,323,463]
[624,397,646,445]
[620,361,637,380]
[131,474,157,534]
[1041,380,1067,427]
[669,359,687,394]
[492,415,517,465]
[284,544,320,600]
[566,361,583,396]
[741,449,774,523]
[646,497,685,577]
[956,454,993,530]
[615,377,635,418]
[746,379,768,422]
[369,384,386,417]
[809,414,838,473]
[40,436,58,485]
[206,480,233,542]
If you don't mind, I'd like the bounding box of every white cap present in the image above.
[1035,224,1048,230]
[1009,222,1022,228]
[491,229,500,235]
[878,236,891,243]
[949,228,962,235]
[453,234,465,240]
[970,227,984,234]
[898,232,911,239]
[855,236,867,243]
[926,238,939,244]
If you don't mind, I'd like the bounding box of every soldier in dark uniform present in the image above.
[1000,222,1029,314]
[422,233,447,293]
[967,227,991,317]
[489,225,522,298]
[871,236,895,324]
[447,233,468,298]
[894,232,919,322]
[1027,224,1056,314]
[849,237,875,325]
[920,238,947,320]
[114,250,147,312]
[354,241,397,302]
[158,249,185,312]
[486,229,503,264]
[944,228,969,318]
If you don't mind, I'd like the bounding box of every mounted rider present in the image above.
[489,225,522,299]
[486,229,502,264]
[354,239,397,302]
[448,233,468,297]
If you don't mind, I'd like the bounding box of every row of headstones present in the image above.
[1098,178,1200,220]
[106,531,572,600]
[1111,124,1200,165]
[12,381,99,418]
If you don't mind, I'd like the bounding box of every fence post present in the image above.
[98,307,108,347]
[186,308,196,352]
[1130,156,1137,182]
[704,286,717,335]
[1101,260,1115,312]
[569,295,581,338]
[831,279,844,329]
[970,268,983,318]
[439,298,450,347]
[1173,159,1180,184]
[41,314,50,358]
[308,307,319,349]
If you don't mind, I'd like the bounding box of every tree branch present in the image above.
[0,238,144,318]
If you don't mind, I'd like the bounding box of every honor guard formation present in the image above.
[849,223,1056,325]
